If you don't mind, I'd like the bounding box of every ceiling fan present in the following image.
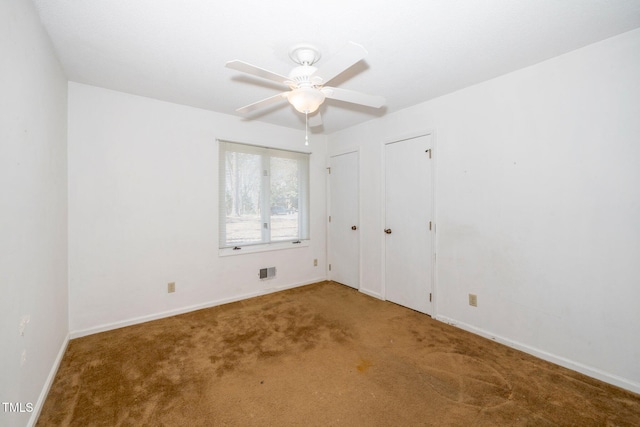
[225,42,385,127]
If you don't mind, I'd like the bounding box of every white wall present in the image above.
[328,29,640,393]
[0,1,69,426]
[68,83,327,335]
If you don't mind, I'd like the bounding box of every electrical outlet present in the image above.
[168,282,176,293]
[469,294,478,307]
[313,259,318,267]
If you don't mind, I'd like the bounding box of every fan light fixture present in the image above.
[287,87,325,114]
[225,41,386,137]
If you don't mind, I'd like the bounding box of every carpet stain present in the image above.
[207,300,354,377]
[356,358,373,373]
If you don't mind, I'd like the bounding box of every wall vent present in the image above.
[259,267,276,280]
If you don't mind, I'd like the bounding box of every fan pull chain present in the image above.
[305,112,309,146]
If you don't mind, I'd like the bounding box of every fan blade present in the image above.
[226,60,289,85]
[308,111,323,127]
[312,41,368,84]
[322,87,385,108]
[236,93,288,114]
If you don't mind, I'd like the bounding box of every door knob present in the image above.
[384,228,392,234]
[351,225,357,230]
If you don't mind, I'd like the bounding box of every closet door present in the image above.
[384,134,434,314]
[329,151,359,289]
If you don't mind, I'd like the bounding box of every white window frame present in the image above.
[218,139,310,256]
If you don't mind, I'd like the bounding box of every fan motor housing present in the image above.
[288,65,318,84]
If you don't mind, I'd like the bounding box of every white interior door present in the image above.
[384,134,433,314]
[329,151,359,289]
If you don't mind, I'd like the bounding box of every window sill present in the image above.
[218,240,309,257]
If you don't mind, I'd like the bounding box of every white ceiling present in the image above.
[32,0,640,134]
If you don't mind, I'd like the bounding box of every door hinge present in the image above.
[329,264,332,271]
[425,148,432,159]
[327,167,331,174]
[429,293,432,302]
[328,215,332,222]
[429,221,432,231]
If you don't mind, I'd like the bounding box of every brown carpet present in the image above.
[38,281,640,426]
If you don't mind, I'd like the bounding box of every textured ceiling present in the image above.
[32,0,640,134]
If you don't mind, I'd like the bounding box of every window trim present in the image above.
[218,239,310,257]
[217,139,311,254]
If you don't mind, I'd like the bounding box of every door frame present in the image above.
[381,130,437,315]
[327,148,361,289]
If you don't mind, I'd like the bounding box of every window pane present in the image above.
[224,151,262,245]
[219,140,309,249]
[270,157,299,241]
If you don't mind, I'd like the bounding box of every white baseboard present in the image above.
[359,287,384,300]
[436,315,640,395]
[70,277,327,339]
[28,333,70,427]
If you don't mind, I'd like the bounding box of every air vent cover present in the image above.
[259,267,276,280]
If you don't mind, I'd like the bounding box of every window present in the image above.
[218,140,310,250]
